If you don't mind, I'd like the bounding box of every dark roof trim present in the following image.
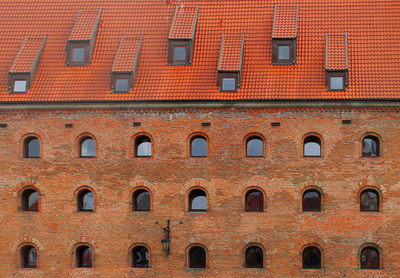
[238,33,245,72]
[217,34,224,71]
[30,35,47,73]
[191,5,200,40]
[168,5,179,39]
[10,35,28,73]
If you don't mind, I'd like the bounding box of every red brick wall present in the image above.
[0,107,399,277]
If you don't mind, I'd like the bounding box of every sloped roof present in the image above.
[218,34,245,72]
[273,4,297,39]
[112,36,142,73]
[326,33,347,70]
[169,5,198,39]
[0,0,399,102]
[69,8,102,41]
[10,36,46,73]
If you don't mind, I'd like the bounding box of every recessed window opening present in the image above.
[246,136,263,157]
[302,246,321,269]
[21,189,39,211]
[278,45,290,60]
[245,246,263,268]
[302,190,321,212]
[245,189,263,212]
[20,245,37,268]
[304,136,321,157]
[135,136,152,157]
[115,78,129,92]
[133,189,150,211]
[14,80,27,93]
[362,136,380,157]
[76,245,93,268]
[77,190,94,211]
[24,137,40,158]
[80,137,95,157]
[360,189,379,212]
[188,246,206,268]
[173,46,186,61]
[330,76,344,90]
[132,246,149,268]
[189,189,207,211]
[190,136,207,157]
[360,246,380,269]
[222,78,236,91]
[72,47,85,63]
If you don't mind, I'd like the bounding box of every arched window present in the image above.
[132,246,149,268]
[245,246,263,268]
[20,245,37,268]
[304,135,321,157]
[21,189,39,211]
[190,136,207,157]
[302,189,321,212]
[360,189,379,212]
[132,189,150,211]
[189,189,207,211]
[360,246,380,269]
[24,136,40,158]
[135,136,152,157]
[302,246,321,269]
[77,189,94,211]
[362,135,380,157]
[246,136,263,157]
[76,245,93,267]
[80,136,95,157]
[188,246,206,268]
[245,189,263,212]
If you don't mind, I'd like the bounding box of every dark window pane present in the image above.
[78,190,93,211]
[21,246,37,268]
[362,136,379,157]
[135,136,152,157]
[189,247,206,268]
[303,190,321,212]
[360,190,379,211]
[246,190,263,211]
[133,246,149,267]
[330,77,343,90]
[73,47,85,62]
[191,137,207,157]
[361,247,379,269]
[278,46,290,60]
[22,189,38,211]
[246,246,263,268]
[189,190,207,211]
[133,190,150,211]
[222,78,236,91]
[247,137,263,157]
[77,246,92,267]
[14,80,27,92]
[115,79,129,92]
[303,247,321,269]
[174,46,186,61]
[81,138,95,157]
[24,137,40,158]
[304,136,321,157]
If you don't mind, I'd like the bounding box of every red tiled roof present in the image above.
[273,4,297,38]
[69,8,101,41]
[0,0,399,102]
[112,36,142,72]
[218,34,244,72]
[169,5,198,39]
[10,36,46,73]
[326,33,347,70]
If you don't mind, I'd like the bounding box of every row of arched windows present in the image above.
[20,187,381,213]
[21,133,381,158]
[18,243,382,269]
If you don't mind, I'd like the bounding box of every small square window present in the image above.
[115,79,129,92]
[278,46,290,60]
[14,80,27,93]
[174,46,186,61]
[330,76,344,90]
[72,47,85,63]
[222,78,236,91]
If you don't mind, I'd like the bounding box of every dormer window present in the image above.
[66,8,102,66]
[272,4,298,65]
[115,78,129,92]
[325,32,349,91]
[222,77,236,92]
[168,5,199,65]
[14,80,27,93]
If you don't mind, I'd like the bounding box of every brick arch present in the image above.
[130,132,154,158]
[297,235,327,256]
[187,237,216,251]
[180,179,215,195]
[185,243,209,269]
[243,132,267,158]
[20,133,43,158]
[76,132,97,158]
[14,240,42,268]
[128,179,158,194]
[238,176,271,193]
[296,177,327,194]
[12,237,44,252]
[14,179,39,196]
[301,132,324,157]
[358,242,383,269]
[351,238,385,256]
[243,186,268,212]
[239,235,269,256]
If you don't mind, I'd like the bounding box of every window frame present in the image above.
[79,135,96,158]
[271,38,296,65]
[187,245,207,269]
[302,245,322,269]
[362,134,381,158]
[221,76,237,92]
[188,188,208,212]
[244,245,264,268]
[359,188,381,212]
[190,135,208,157]
[114,78,130,93]
[21,188,39,212]
[19,244,38,268]
[13,79,27,93]
[173,45,187,63]
[131,245,150,268]
[245,135,264,157]
[71,46,86,64]
[326,70,347,91]
[134,135,152,158]
[329,75,345,91]
[359,245,381,269]
[302,188,322,212]
[74,244,94,268]
[245,189,264,212]
[77,189,95,212]
[303,134,322,157]
[23,136,41,158]
[132,189,151,212]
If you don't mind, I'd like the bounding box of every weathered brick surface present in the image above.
[0,107,399,277]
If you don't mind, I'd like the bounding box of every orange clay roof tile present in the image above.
[326,33,347,70]
[112,36,142,72]
[0,0,398,102]
[69,8,101,41]
[273,4,297,38]
[169,5,198,39]
[218,34,244,72]
[10,36,46,73]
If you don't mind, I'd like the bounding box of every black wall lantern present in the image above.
[156,219,183,255]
